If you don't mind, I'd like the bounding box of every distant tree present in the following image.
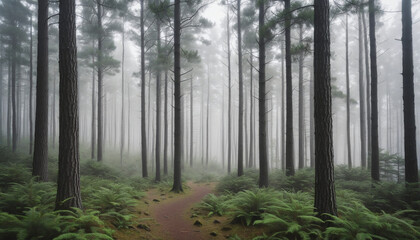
[32,0,49,182]
[258,0,268,188]
[0,0,30,152]
[284,0,295,176]
[401,0,418,184]
[313,0,337,220]
[236,0,244,176]
[56,0,83,210]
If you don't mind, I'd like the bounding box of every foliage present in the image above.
[216,170,258,194]
[80,160,122,180]
[254,192,323,240]
[0,178,56,214]
[0,163,32,191]
[199,194,230,217]
[228,189,283,226]
[270,169,314,192]
[325,202,420,240]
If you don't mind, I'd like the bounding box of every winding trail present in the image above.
[150,182,213,240]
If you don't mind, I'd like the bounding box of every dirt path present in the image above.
[150,182,213,240]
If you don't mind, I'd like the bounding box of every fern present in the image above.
[53,231,113,240]
[229,189,283,226]
[200,193,230,216]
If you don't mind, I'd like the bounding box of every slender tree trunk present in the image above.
[155,16,161,182]
[190,75,193,167]
[33,0,49,181]
[97,0,104,162]
[120,20,125,167]
[164,68,168,174]
[227,5,232,174]
[313,0,337,219]
[362,8,371,169]
[237,0,244,176]
[12,43,17,152]
[140,0,148,177]
[171,0,183,192]
[249,51,254,168]
[222,86,225,169]
[369,0,380,181]
[345,14,352,168]
[309,63,315,168]
[91,41,96,159]
[298,24,304,170]
[127,78,131,154]
[206,66,210,166]
[281,38,286,170]
[56,0,82,210]
[52,73,56,149]
[258,0,268,187]
[7,61,11,148]
[285,0,295,176]
[29,16,33,154]
[401,0,418,184]
[358,11,367,168]
[244,81,248,168]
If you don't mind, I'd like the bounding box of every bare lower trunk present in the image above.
[345,14,352,168]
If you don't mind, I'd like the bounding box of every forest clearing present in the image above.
[0,0,420,239]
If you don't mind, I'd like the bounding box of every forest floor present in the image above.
[113,181,266,240]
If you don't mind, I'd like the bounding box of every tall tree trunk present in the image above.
[309,63,315,168]
[155,16,161,182]
[206,67,210,166]
[285,0,295,176]
[29,16,33,154]
[190,75,193,167]
[358,11,367,168]
[97,0,104,162]
[222,86,225,169]
[171,0,183,192]
[127,78,131,154]
[401,0,418,184]
[52,73,56,149]
[345,14,352,168]
[164,68,168,174]
[140,0,148,177]
[7,61,11,148]
[237,0,244,176]
[298,24,304,170]
[281,38,286,170]
[56,0,82,210]
[227,5,232,173]
[249,51,254,168]
[33,0,49,181]
[120,20,125,167]
[12,43,17,152]
[91,41,96,159]
[362,8,371,169]
[313,0,337,219]
[258,0,268,188]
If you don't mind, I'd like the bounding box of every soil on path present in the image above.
[151,182,214,240]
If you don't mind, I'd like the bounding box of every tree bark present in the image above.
[369,0,380,181]
[362,7,371,169]
[298,24,304,170]
[401,0,418,184]
[285,0,295,176]
[120,20,125,167]
[237,0,244,176]
[227,5,232,174]
[358,11,367,168]
[258,0,268,188]
[155,15,161,182]
[29,16,33,154]
[206,66,210,166]
[91,41,96,159]
[171,0,183,192]
[164,67,168,174]
[249,51,254,168]
[190,75,193,167]
[97,0,104,162]
[33,0,49,181]
[140,0,148,177]
[345,14,352,168]
[56,0,82,210]
[313,0,337,220]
